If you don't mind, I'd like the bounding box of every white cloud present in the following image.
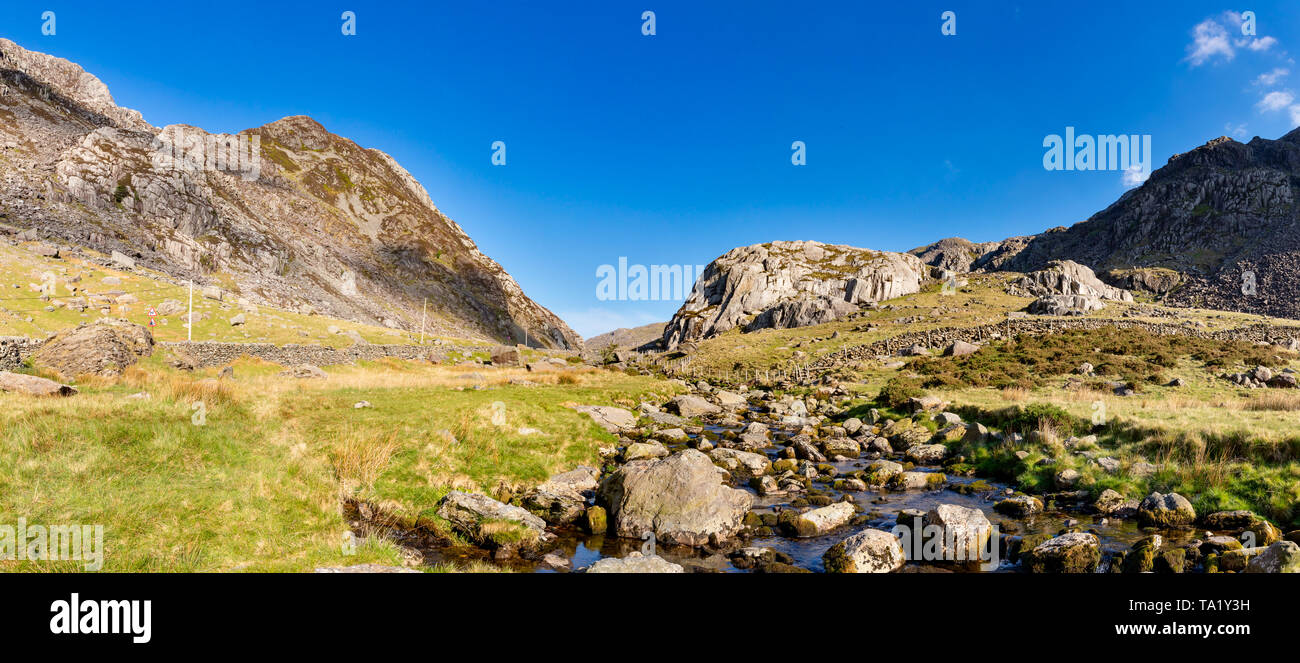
[1254,67,1290,86]
[1186,13,1284,66]
[1225,122,1249,139]
[1257,90,1295,111]
[1186,17,1234,66]
[1122,165,1149,188]
[1290,105,1300,126]
[1247,36,1278,52]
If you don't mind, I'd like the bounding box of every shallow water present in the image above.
[415,415,1191,573]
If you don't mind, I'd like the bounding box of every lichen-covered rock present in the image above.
[31,320,154,378]
[575,405,636,433]
[905,444,948,465]
[1137,492,1196,529]
[598,449,752,547]
[1201,510,1281,545]
[1023,532,1101,573]
[922,504,992,563]
[435,491,551,555]
[0,371,78,397]
[520,466,599,526]
[623,441,669,462]
[994,494,1044,517]
[667,395,721,418]
[586,551,684,573]
[779,502,856,538]
[708,447,771,480]
[1244,541,1300,573]
[823,528,905,573]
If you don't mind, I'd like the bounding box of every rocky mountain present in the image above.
[661,240,925,349]
[916,131,1300,320]
[585,322,667,352]
[0,38,580,349]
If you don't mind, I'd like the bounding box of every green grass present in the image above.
[0,358,677,571]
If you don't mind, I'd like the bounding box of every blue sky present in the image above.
[6,1,1300,337]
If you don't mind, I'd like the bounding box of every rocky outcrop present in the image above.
[1010,260,1133,316]
[597,449,753,547]
[908,237,1007,274]
[435,491,551,555]
[996,131,1300,320]
[0,38,579,350]
[661,241,925,349]
[31,320,154,378]
[0,371,78,396]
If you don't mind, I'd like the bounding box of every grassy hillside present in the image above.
[0,355,678,571]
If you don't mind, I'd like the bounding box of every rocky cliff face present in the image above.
[980,132,1300,319]
[0,38,579,349]
[661,240,925,348]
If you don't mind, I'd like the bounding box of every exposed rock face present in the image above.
[823,528,905,573]
[908,237,1007,273]
[597,449,753,547]
[1010,260,1134,302]
[31,320,154,378]
[995,132,1300,320]
[0,38,579,349]
[662,241,925,349]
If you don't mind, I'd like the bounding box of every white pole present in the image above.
[187,279,193,342]
[419,298,427,345]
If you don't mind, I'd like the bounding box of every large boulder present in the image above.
[667,395,721,418]
[823,528,906,573]
[661,240,926,349]
[574,405,637,433]
[585,552,684,573]
[1137,492,1196,529]
[31,320,154,378]
[1244,541,1300,573]
[921,504,992,563]
[905,444,948,465]
[1010,260,1133,302]
[520,466,599,526]
[1201,510,1281,545]
[0,371,78,397]
[435,491,551,555]
[1022,532,1101,573]
[598,449,752,547]
[1027,294,1106,316]
[779,502,857,537]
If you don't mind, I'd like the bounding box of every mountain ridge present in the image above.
[0,37,580,349]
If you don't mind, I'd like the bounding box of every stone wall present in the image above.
[159,341,477,369]
[0,336,43,371]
